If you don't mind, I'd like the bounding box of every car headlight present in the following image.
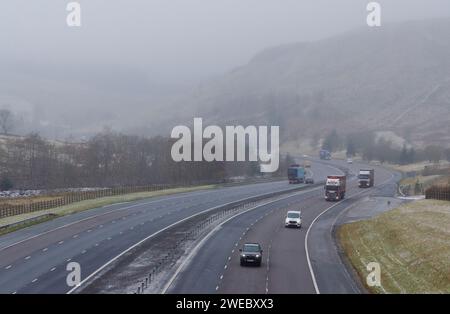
[241,254,246,258]
[255,254,260,258]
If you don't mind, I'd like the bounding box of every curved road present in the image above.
[0,164,327,294]
[166,160,399,294]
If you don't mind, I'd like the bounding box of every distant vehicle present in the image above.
[288,164,306,184]
[324,175,346,201]
[303,160,311,168]
[285,210,302,228]
[319,149,331,160]
[358,169,375,188]
[305,177,314,184]
[347,158,353,164]
[240,243,263,266]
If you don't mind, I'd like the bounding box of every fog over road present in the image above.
[167,160,399,294]
[0,164,327,294]
[0,159,399,294]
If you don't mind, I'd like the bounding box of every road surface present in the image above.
[0,162,330,294]
[167,160,400,294]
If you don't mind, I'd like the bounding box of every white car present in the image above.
[347,158,353,164]
[285,210,302,228]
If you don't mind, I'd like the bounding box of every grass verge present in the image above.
[338,199,450,293]
[0,185,216,232]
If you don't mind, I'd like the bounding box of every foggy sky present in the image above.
[1,1,450,139]
[2,0,450,83]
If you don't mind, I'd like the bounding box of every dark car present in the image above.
[239,243,263,266]
[305,177,314,184]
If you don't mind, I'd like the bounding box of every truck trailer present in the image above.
[288,164,306,184]
[324,175,346,201]
[358,169,375,188]
[319,149,331,160]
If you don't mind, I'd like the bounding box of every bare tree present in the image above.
[0,109,14,135]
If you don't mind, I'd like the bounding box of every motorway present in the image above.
[0,162,333,294]
[166,160,400,294]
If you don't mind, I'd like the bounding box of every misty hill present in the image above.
[180,18,450,152]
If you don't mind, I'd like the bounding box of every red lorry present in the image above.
[324,175,346,201]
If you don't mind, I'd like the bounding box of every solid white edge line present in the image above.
[305,170,395,294]
[67,186,313,294]
[0,189,219,253]
[160,187,323,294]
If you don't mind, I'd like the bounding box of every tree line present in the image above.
[0,131,291,191]
[322,130,450,165]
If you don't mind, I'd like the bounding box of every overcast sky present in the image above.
[2,0,450,83]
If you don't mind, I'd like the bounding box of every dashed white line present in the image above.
[42,248,48,252]
[73,235,78,239]
[58,241,64,245]
[31,278,38,283]
[81,250,87,254]
[5,265,12,270]
[50,267,56,272]
[25,256,31,260]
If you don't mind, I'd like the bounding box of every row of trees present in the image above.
[0,131,291,190]
[322,130,450,165]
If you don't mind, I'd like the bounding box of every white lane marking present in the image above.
[5,265,12,270]
[25,256,31,260]
[73,235,78,238]
[107,237,112,241]
[265,244,272,294]
[31,278,38,283]
[67,258,71,262]
[11,291,17,294]
[58,241,64,245]
[224,265,227,269]
[95,243,99,247]
[69,185,318,294]
[50,267,56,272]
[215,286,219,291]
[305,171,395,294]
[42,248,48,252]
[0,188,220,253]
[87,229,92,233]
[81,250,87,254]
[161,188,322,294]
[220,275,223,280]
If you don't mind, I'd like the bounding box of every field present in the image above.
[338,199,450,293]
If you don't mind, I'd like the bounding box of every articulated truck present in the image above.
[358,169,375,188]
[319,149,331,160]
[324,175,346,201]
[288,164,306,184]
